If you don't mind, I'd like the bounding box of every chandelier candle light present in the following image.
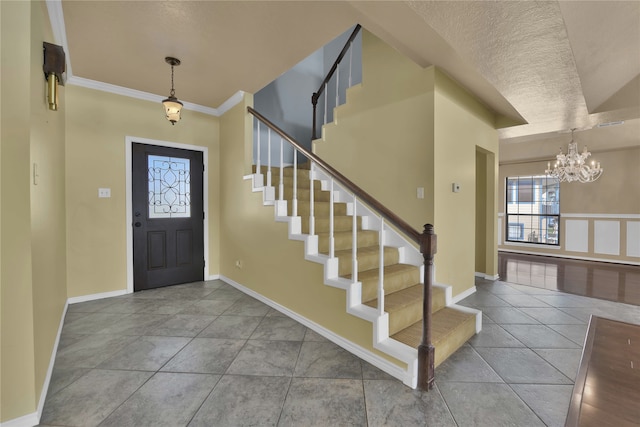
[545,129,603,183]
[162,57,183,125]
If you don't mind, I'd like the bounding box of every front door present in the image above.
[132,143,204,291]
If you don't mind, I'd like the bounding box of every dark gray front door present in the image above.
[132,143,204,291]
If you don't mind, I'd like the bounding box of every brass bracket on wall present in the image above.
[43,42,66,111]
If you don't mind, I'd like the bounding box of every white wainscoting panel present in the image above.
[565,220,589,253]
[594,220,620,256]
[627,221,640,258]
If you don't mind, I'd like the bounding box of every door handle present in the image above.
[134,222,141,227]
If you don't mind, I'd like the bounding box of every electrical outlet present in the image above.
[417,187,424,199]
[98,188,111,198]
[235,260,243,269]
[452,183,461,193]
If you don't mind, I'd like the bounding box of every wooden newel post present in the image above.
[417,223,437,391]
[311,93,319,140]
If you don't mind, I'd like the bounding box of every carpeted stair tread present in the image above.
[301,216,361,234]
[271,176,323,190]
[334,245,399,276]
[253,165,310,179]
[363,284,446,314]
[345,263,420,302]
[391,307,477,366]
[317,230,378,253]
[278,187,331,202]
[288,201,347,217]
[363,284,447,335]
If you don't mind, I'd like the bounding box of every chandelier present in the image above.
[545,129,603,183]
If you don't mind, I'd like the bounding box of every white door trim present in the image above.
[125,136,209,293]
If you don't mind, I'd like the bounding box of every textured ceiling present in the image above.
[54,0,640,162]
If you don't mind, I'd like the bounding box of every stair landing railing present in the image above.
[311,24,361,140]
[249,106,437,390]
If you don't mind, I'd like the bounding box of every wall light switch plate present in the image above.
[98,188,111,198]
[452,183,461,193]
[417,187,425,199]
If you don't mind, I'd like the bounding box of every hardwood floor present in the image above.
[566,316,640,426]
[498,252,640,306]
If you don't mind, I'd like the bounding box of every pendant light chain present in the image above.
[170,64,176,98]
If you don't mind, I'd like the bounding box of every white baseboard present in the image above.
[498,249,640,266]
[219,274,407,383]
[35,301,69,422]
[0,412,39,427]
[67,289,128,304]
[475,272,499,281]
[207,274,221,281]
[452,286,476,304]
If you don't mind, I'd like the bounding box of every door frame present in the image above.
[125,136,209,293]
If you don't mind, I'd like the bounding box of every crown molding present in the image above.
[67,76,224,116]
[217,91,246,116]
[46,0,72,77]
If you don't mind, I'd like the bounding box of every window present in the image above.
[148,155,191,218]
[506,175,559,245]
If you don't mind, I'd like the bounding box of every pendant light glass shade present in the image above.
[162,96,183,125]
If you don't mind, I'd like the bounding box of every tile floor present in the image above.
[38,277,640,427]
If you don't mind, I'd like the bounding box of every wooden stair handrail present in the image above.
[311,24,362,140]
[248,106,436,390]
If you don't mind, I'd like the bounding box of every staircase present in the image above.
[245,25,480,388]
[249,159,481,387]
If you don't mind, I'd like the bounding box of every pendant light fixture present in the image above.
[162,57,183,125]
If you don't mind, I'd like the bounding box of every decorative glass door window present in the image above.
[148,155,191,218]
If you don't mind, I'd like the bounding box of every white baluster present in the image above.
[336,62,340,108]
[256,121,261,182]
[279,137,284,201]
[329,178,335,258]
[352,194,358,284]
[378,217,385,316]
[323,83,328,127]
[267,129,272,188]
[293,149,298,217]
[309,162,315,236]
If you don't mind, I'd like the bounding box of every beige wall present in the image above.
[1,2,36,421]
[499,146,640,264]
[30,0,68,409]
[315,30,436,230]
[1,1,68,421]
[65,86,220,297]
[433,69,499,293]
[219,94,404,367]
[315,30,498,296]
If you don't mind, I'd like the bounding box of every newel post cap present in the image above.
[420,224,437,256]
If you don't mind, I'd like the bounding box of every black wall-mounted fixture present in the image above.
[43,42,66,111]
